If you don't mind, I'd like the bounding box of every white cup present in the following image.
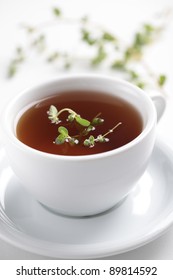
[1,75,165,216]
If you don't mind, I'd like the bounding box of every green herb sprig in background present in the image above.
[7,6,169,93]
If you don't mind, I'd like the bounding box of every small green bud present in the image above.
[84,135,95,147]
[92,117,104,125]
[55,134,66,145]
[69,138,79,145]
[84,139,90,146]
[86,125,95,132]
[68,113,75,122]
[96,135,109,143]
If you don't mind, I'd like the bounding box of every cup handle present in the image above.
[151,95,166,122]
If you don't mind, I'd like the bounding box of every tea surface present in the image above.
[16,91,143,156]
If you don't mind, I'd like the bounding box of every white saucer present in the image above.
[0,139,173,259]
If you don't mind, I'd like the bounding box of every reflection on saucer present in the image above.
[132,172,153,216]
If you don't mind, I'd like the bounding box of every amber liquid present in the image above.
[16,91,143,156]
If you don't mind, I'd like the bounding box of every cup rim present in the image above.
[3,74,157,161]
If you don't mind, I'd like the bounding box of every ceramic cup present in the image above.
[1,75,166,216]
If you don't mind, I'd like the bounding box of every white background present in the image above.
[0,0,173,260]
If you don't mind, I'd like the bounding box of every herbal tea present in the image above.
[16,91,143,156]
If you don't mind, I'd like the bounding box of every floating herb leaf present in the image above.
[75,116,90,127]
[58,126,68,137]
[47,105,59,124]
[55,134,66,144]
[84,135,95,147]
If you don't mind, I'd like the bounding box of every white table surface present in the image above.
[0,0,173,260]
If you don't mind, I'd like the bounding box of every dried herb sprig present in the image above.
[47,105,122,148]
[83,122,122,148]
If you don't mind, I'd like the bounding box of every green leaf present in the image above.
[53,7,61,17]
[7,63,17,78]
[91,45,107,65]
[55,134,66,145]
[83,139,90,146]
[58,126,68,137]
[64,61,72,69]
[124,46,142,61]
[49,105,57,114]
[128,70,139,80]
[89,135,95,144]
[102,32,116,42]
[158,74,166,87]
[83,135,95,147]
[111,60,126,70]
[81,29,96,45]
[144,24,155,33]
[75,116,90,127]
[136,81,145,89]
[47,52,59,63]
[134,32,148,46]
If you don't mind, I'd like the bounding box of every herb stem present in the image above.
[21,16,109,34]
[57,108,77,117]
[102,122,122,138]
